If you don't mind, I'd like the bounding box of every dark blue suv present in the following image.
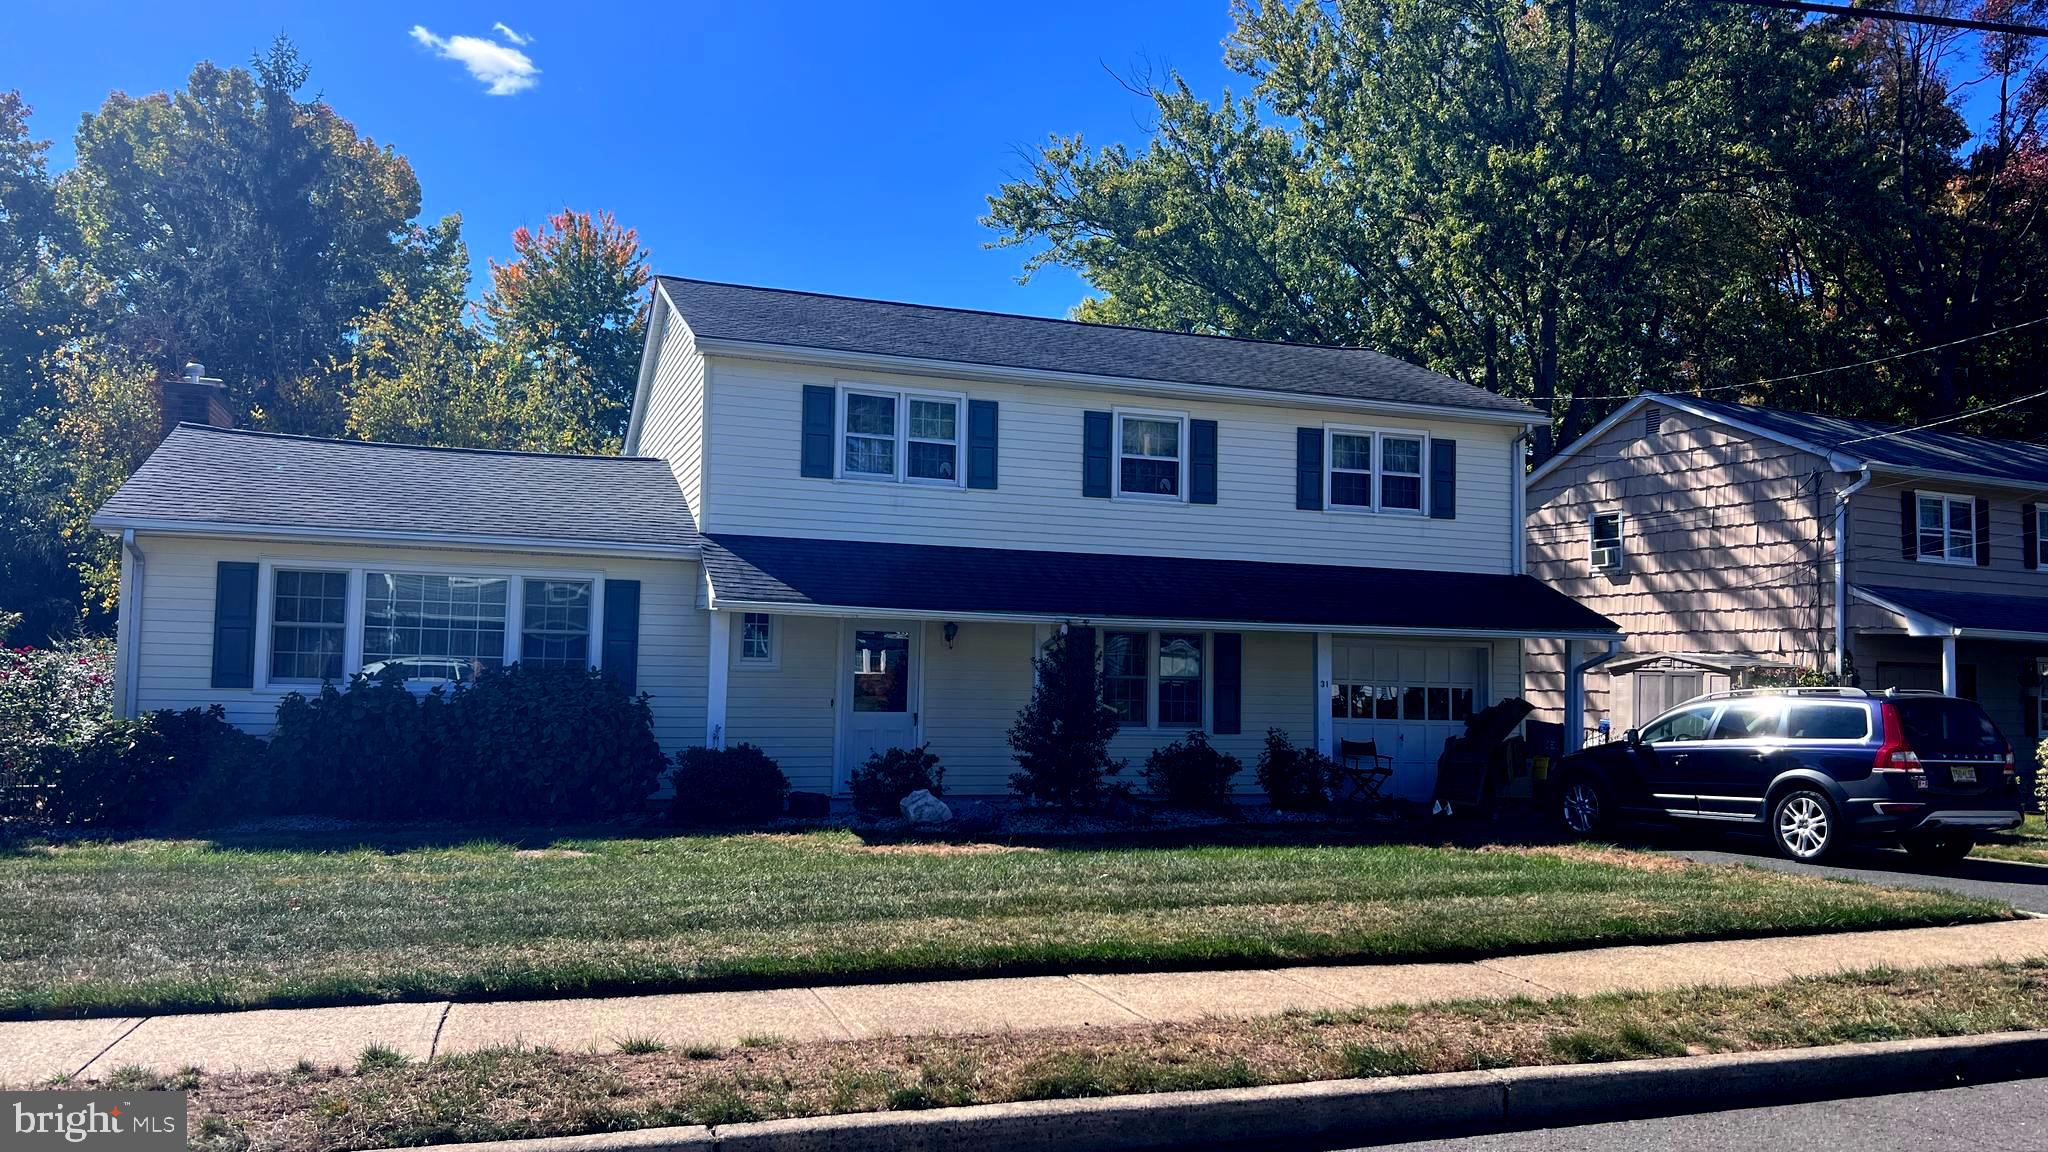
[1555,688,2025,862]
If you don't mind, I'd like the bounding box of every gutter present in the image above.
[1565,637,1624,752]
[119,529,145,719]
[1833,466,1874,680]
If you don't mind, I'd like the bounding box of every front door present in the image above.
[843,622,919,787]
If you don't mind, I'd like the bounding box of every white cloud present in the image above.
[491,22,530,46]
[409,24,539,96]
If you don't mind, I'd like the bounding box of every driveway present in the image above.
[1636,828,2048,914]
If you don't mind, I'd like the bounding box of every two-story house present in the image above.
[1527,392,2048,775]
[93,279,1614,803]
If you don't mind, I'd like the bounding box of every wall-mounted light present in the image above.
[943,622,959,649]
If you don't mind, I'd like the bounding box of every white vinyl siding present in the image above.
[632,317,709,529]
[699,355,1520,572]
[124,534,706,753]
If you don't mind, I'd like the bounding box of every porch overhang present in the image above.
[1853,584,2048,644]
[701,534,1619,641]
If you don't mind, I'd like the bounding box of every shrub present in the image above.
[2036,738,2047,810]
[0,627,115,789]
[1141,729,1242,810]
[1256,728,1340,811]
[850,744,945,817]
[1008,629,1124,811]
[263,668,427,820]
[438,664,666,821]
[670,743,789,825]
[24,706,255,827]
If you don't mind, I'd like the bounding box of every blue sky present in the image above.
[6,1,1242,318]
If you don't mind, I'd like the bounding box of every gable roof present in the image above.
[1531,392,2048,490]
[656,277,1537,420]
[93,424,699,556]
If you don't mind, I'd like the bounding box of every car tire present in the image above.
[1770,788,1839,862]
[1558,775,1607,838]
[1903,832,1975,864]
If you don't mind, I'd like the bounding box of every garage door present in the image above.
[1330,642,1487,801]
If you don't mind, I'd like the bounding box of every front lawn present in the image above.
[139,961,2048,1151]
[0,828,2010,1019]
[1976,813,2048,866]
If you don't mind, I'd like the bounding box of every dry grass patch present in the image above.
[1976,814,2048,866]
[145,961,2048,1152]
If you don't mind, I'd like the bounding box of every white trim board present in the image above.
[92,517,702,560]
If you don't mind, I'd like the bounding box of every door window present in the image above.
[852,629,910,712]
[1640,704,1716,744]
[1784,704,1871,741]
[1708,702,1780,741]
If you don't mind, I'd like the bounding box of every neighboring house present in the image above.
[1526,392,2048,770]
[94,279,1615,802]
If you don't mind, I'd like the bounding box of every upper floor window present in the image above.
[1590,512,1624,572]
[1916,492,1975,565]
[2035,506,2048,569]
[1323,427,1427,514]
[839,386,963,485]
[1116,410,1185,501]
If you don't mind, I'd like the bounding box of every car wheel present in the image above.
[1770,789,1838,862]
[1559,776,1606,838]
[1903,832,1974,864]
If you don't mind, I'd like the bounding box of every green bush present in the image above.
[850,744,945,817]
[670,743,789,826]
[438,664,667,821]
[22,706,256,827]
[264,668,427,820]
[1008,629,1124,811]
[0,624,115,790]
[1255,728,1339,811]
[1141,729,1242,810]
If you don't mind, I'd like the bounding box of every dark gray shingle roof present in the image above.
[1856,585,2048,638]
[1676,395,2048,486]
[95,424,699,552]
[704,534,1617,635]
[660,278,1536,418]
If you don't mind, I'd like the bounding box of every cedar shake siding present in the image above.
[1525,402,1840,732]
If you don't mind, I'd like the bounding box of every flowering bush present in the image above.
[0,611,116,790]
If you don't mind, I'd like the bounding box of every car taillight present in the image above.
[1874,702,1928,787]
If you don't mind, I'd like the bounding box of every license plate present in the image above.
[1951,765,1977,784]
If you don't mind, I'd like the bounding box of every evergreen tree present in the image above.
[1007,628,1124,811]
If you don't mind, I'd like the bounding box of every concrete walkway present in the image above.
[7,918,2046,1086]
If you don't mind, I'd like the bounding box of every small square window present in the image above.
[739,613,775,663]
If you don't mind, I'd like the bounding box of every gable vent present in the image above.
[1643,405,1664,439]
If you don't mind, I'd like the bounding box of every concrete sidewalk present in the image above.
[6,917,2046,1086]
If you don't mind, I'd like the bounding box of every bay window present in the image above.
[838,385,964,485]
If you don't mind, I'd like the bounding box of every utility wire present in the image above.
[1832,386,2048,445]
[1712,0,2048,37]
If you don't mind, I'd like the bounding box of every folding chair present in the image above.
[1334,738,1395,808]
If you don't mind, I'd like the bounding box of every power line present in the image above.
[1713,0,2048,37]
[1832,386,2048,445]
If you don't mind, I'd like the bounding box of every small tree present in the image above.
[1007,628,1122,811]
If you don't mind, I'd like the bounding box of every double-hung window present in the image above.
[1115,410,1185,501]
[1102,631,1149,724]
[521,579,593,669]
[1157,632,1205,727]
[1096,629,1207,729]
[269,569,347,682]
[2037,507,2048,569]
[839,386,964,485]
[1324,427,1428,513]
[739,612,775,664]
[1916,493,1976,564]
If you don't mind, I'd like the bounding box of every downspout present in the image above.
[1565,637,1623,753]
[119,529,146,719]
[1510,431,1530,575]
[1833,466,1873,681]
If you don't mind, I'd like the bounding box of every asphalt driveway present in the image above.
[1636,828,2048,914]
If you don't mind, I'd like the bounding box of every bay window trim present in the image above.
[834,381,969,488]
[1322,423,1431,516]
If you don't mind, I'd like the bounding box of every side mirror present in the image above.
[1623,728,1642,747]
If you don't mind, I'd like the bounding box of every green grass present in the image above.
[1975,813,2048,865]
[0,828,2010,1019]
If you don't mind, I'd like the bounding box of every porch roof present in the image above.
[702,534,1618,639]
[1853,584,2048,642]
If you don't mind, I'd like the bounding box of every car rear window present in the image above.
[1892,698,2003,754]
[1785,704,1870,741]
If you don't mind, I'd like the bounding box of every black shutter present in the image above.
[1429,438,1457,519]
[1900,489,1917,560]
[211,561,258,689]
[967,399,999,489]
[1976,497,1992,566]
[800,385,835,478]
[1082,411,1112,498]
[2025,503,2038,571]
[1064,625,1096,679]
[602,579,641,694]
[1212,632,1242,735]
[1190,419,1218,505]
[1296,428,1323,510]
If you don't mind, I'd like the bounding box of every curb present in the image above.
[376,1031,2048,1152]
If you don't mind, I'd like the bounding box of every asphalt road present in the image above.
[1628,826,2048,913]
[1356,1077,2048,1151]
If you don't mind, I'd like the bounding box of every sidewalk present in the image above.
[6,917,2046,1086]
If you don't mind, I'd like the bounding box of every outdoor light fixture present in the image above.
[944,622,959,648]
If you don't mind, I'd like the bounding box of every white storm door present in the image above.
[842,621,920,783]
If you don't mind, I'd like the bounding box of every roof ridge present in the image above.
[658,275,1419,361]
[167,422,664,464]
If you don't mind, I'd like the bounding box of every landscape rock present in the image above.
[899,789,953,825]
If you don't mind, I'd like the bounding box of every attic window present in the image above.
[1643,406,1664,438]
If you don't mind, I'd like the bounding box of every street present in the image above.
[1357,1077,2048,1151]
